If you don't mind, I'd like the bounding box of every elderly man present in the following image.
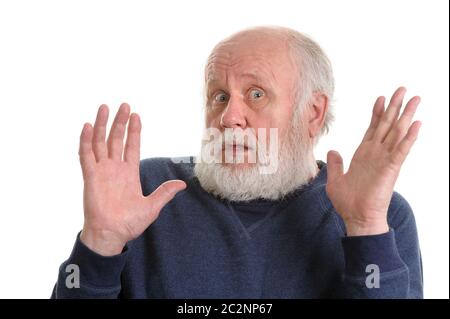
[52,26,423,298]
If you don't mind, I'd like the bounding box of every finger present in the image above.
[326,150,344,183]
[362,96,385,142]
[373,87,407,143]
[390,121,421,166]
[92,104,109,161]
[78,123,96,178]
[107,103,130,161]
[124,113,141,164]
[147,180,187,216]
[384,96,420,151]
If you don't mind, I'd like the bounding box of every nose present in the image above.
[220,95,247,129]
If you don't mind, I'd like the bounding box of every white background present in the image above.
[0,0,448,299]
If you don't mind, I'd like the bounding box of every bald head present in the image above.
[206,26,297,99]
[209,26,293,62]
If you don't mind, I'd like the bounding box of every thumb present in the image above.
[326,150,344,183]
[147,179,187,213]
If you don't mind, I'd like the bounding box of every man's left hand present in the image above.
[325,87,421,236]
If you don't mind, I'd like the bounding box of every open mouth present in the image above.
[222,144,251,152]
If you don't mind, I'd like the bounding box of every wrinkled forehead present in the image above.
[205,36,297,86]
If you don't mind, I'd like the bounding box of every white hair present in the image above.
[283,26,335,143]
[194,114,317,201]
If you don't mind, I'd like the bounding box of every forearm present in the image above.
[51,232,128,299]
[334,230,421,299]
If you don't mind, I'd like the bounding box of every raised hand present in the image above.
[326,87,421,236]
[78,103,186,256]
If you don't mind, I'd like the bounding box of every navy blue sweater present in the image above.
[51,157,423,298]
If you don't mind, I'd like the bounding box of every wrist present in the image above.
[344,219,389,237]
[80,228,126,256]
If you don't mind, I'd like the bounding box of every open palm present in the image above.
[79,103,186,255]
[326,87,421,236]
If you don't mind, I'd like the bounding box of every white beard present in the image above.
[194,118,318,202]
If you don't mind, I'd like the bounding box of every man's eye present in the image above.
[214,92,228,103]
[249,89,264,100]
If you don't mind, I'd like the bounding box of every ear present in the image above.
[307,91,328,139]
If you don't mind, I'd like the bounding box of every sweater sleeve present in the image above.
[334,193,423,299]
[51,232,129,299]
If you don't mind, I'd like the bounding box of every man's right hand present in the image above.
[78,103,186,256]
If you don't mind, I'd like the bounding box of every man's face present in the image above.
[195,31,318,201]
[204,33,299,168]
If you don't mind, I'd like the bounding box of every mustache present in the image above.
[204,137,258,152]
[202,128,259,149]
[198,128,281,169]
